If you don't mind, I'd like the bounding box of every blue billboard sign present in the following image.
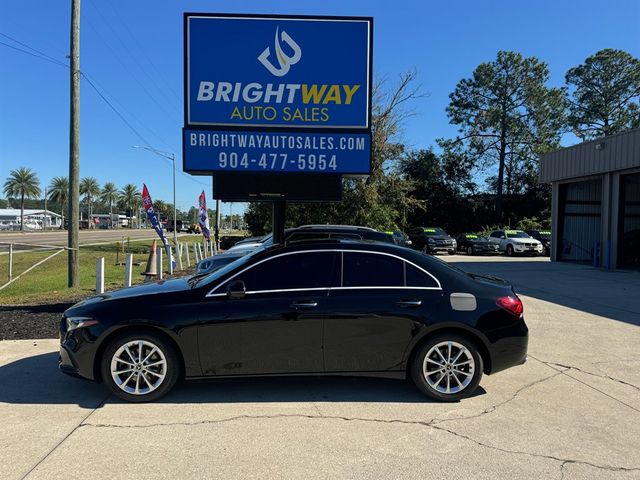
[184,129,370,174]
[185,14,372,129]
[183,13,372,178]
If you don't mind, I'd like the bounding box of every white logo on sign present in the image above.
[258,26,302,77]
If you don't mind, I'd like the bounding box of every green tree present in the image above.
[100,182,119,221]
[245,72,424,235]
[119,184,140,227]
[566,49,640,139]
[442,51,565,221]
[79,177,100,228]
[47,176,69,224]
[3,167,41,231]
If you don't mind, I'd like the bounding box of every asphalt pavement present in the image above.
[1,256,639,480]
[0,229,189,248]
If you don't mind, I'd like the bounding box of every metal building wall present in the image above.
[541,128,640,183]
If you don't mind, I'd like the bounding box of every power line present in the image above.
[1,31,210,189]
[0,39,68,69]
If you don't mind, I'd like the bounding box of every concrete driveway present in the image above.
[1,257,639,480]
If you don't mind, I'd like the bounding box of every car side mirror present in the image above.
[227,280,246,300]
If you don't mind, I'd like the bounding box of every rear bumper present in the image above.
[485,319,529,374]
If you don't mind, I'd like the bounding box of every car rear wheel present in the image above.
[411,335,483,402]
[448,250,456,255]
[467,246,473,255]
[100,332,180,402]
[506,244,514,256]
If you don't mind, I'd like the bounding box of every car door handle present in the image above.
[396,299,422,308]
[290,301,318,309]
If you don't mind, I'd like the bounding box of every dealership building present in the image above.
[540,128,640,269]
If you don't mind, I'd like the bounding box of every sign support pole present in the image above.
[272,202,286,245]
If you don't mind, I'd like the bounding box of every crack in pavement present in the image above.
[530,355,640,414]
[430,370,566,426]
[540,359,640,392]
[80,412,640,474]
[19,392,112,480]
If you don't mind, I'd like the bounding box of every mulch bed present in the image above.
[0,270,197,341]
[0,302,71,340]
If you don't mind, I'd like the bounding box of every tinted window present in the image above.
[234,252,338,291]
[343,252,404,287]
[406,263,439,288]
[506,231,530,239]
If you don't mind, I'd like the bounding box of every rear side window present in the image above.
[342,252,404,287]
[406,264,439,288]
[234,252,339,291]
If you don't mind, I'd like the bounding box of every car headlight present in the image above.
[428,238,435,243]
[66,317,99,331]
[452,239,457,246]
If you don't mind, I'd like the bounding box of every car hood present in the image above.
[65,278,191,315]
[428,235,454,240]
[509,238,540,244]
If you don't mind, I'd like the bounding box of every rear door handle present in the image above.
[396,299,422,308]
[290,301,318,309]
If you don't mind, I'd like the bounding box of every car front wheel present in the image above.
[506,244,514,256]
[411,335,483,402]
[100,332,180,402]
[467,246,473,255]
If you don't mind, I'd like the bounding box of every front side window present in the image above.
[232,251,339,292]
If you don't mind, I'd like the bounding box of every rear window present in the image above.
[406,263,439,288]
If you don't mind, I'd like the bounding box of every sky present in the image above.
[1,0,639,215]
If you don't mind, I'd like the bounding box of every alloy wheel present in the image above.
[110,340,167,395]
[423,341,475,394]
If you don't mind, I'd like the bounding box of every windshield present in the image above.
[190,251,257,288]
[539,231,552,239]
[506,231,531,239]
[423,228,447,236]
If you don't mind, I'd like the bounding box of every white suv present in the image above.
[489,229,543,256]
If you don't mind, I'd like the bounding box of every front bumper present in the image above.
[59,319,101,381]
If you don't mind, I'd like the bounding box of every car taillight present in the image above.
[496,296,523,317]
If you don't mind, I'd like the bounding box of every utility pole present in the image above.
[44,187,48,230]
[68,0,80,287]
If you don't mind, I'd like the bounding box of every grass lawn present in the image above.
[0,235,207,305]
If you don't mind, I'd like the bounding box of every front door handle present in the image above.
[396,299,422,308]
[290,301,318,309]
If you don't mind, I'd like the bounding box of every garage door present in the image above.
[559,179,602,262]
[619,173,640,268]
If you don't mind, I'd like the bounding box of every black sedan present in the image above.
[456,234,500,255]
[59,239,528,402]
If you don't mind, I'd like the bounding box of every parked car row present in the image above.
[196,225,551,276]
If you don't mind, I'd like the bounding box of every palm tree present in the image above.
[3,167,41,231]
[100,182,118,228]
[119,184,140,228]
[80,177,100,228]
[48,176,69,226]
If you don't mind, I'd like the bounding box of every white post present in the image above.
[156,246,163,280]
[193,242,199,263]
[203,241,208,257]
[185,243,191,267]
[124,253,133,287]
[96,257,105,294]
[8,244,13,281]
[176,243,183,271]
[168,247,174,275]
[199,242,204,260]
[212,239,217,255]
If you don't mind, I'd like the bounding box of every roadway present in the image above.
[0,229,190,248]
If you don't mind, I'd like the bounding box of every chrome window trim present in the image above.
[205,248,442,297]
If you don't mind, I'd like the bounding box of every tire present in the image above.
[467,246,473,255]
[506,244,514,256]
[100,331,181,403]
[410,334,483,402]
[448,250,456,255]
